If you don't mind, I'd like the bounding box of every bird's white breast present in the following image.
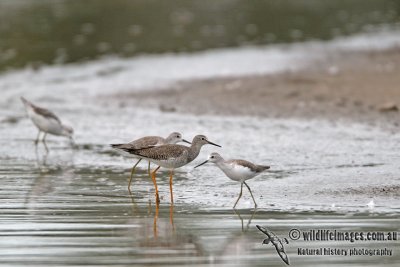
[146,157,184,169]
[27,107,64,135]
[218,163,257,182]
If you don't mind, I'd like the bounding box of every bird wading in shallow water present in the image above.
[21,97,74,151]
[120,135,221,204]
[111,132,191,191]
[195,152,270,208]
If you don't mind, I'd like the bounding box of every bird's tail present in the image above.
[110,144,129,155]
[110,144,124,149]
[110,143,133,152]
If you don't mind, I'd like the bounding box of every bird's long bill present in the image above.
[182,139,191,144]
[20,97,28,105]
[207,140,221,147]
[194,160,209,168]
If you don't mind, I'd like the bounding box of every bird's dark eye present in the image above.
[211,156,214,158]
[201,137,205,140]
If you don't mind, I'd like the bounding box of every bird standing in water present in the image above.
[195,152,270,208]
[21,97,74,151]
[120,135,221,204]
[111,132,191,191]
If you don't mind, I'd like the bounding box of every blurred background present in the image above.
[1,1,400,267]
[1,0,399,72]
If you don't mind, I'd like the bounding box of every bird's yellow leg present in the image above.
[244,181,258,208]
[170,203,175,230]
[128,159,142,191]
[233,183,243,209]
[153,202,159,239]
[169,170,174,203]
[151,166,161,204]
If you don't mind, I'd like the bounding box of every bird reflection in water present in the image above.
[128,190,176,240]
[234,208,257,232]
[24,165,75,212]
[124,200,204,260]
[34,143,49,166]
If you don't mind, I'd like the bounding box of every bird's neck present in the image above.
[164,136,173,144]
[188,143,203,162]
[215,161,229,172]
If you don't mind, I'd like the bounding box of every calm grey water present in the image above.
[1,99,400,266]
[1,1,400,265]
[1,0,400,71]
[1,156,399,266]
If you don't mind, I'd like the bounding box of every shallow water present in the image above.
[1,157,399,266]
[1,28,400,266]
[1,101,400,265]
[1,0,400,71]
[2,104,400,212]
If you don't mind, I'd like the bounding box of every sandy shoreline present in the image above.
[114,47,400,128]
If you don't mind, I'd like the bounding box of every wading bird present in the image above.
[195,152,270,208]
[111,132,191,190]
[119,135,221,204]
[21,97,73,151]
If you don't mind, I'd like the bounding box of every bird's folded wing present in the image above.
[33,106,61,123]
[129,145,186,160]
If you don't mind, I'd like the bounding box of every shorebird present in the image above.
[119,135,221,204]
[21,97,74,151]
[195,152,270,208]
[111,132,191,190]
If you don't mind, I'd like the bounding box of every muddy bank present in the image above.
[117,48,400,128]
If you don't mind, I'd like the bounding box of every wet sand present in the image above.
[120,47,400,128]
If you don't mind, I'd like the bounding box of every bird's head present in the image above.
[166,132,191,145]
[192,135,221,147]
[62,124,74,137]
[207,152,223,163]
